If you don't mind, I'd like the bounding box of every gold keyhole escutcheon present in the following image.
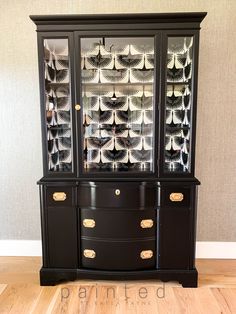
[115,189,120,196]
[75,104,81,111]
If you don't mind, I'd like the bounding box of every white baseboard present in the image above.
[0,240,235,258]
[196,241,236,259]
[0,240,42,257]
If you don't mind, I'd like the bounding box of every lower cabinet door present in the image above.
[47,206,78,268]
[81,238,156,270]
[158,207,191,269]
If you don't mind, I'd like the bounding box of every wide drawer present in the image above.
[78,182,157,209]
[81,238,156,270]
[80,208,156,239]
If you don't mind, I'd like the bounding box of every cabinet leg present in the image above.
[40,268,77,286]
[180,269,198,288]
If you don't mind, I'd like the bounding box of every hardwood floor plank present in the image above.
[51,284,97,314]
[155,287,182,314]
[0,284,7,296]
[0,257,40,285]
[173,288,203,314]
[193,288,222,314]
[197,259,236,288]
[199,274,236,288]
[211,288,236,314]
[0,284,41,314]
[28,286,59,314]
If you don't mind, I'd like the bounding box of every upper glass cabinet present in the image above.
[44,38,72,172]
[80,37,155,173]
[31,13,206,179]
[164,36,193,173]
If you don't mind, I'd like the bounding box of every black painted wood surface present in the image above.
[32,12,206,287]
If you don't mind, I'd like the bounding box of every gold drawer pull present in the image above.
[53,192,67,201]
[83,219,95,228]
[140,219,154,229]
[140,250,153,259]
[169,192,184,202]
[115,189,120,196]
[75,104,81,111]
[83,249,96,259]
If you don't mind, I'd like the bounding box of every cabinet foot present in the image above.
[40,268,77,286]
[180,269,198,288]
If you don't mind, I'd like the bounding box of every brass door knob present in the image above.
[75,104,81,111]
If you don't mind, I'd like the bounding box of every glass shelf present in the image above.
[47,125,71,130]
[166,81,191,85]
[46,82,69,86]
[82,82,153,86]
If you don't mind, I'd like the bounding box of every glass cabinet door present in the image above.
[164,36,193,173]
[80,37,155,173]
[43,38,73,172]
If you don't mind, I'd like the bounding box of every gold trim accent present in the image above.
[115,189,120,196]
[140,250,153,259]
[83,219,95,228]
[140,219,154,229]
[169,192,184,202]
[83,249,96,259]
[52,192,67,201]
[75,104,81,111]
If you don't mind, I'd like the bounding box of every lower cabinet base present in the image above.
[40,267,198,288]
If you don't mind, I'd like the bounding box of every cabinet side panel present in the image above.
[39,185,49,267]
[159,206,191,269]
[47,206,78,268]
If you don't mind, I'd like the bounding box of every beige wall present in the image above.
[0,0,235,241]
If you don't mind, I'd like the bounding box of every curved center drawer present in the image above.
[81,238,156,271]
[80,208,156,239]
[78,181,157,209]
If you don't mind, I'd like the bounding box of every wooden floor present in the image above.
[0,258,235,313]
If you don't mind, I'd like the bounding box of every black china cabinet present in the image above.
[31,12,206,287]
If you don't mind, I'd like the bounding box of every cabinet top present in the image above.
[30,12,207,28]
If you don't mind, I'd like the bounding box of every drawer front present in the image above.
[46,186,74,207]
[161,186,191,208]
[81,239,156,270]
[78,182,157,209]
[80,208,156,239]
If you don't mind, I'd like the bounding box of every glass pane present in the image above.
[164,37,193,173]
[44,39,72,172]
[81,37,155,172]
